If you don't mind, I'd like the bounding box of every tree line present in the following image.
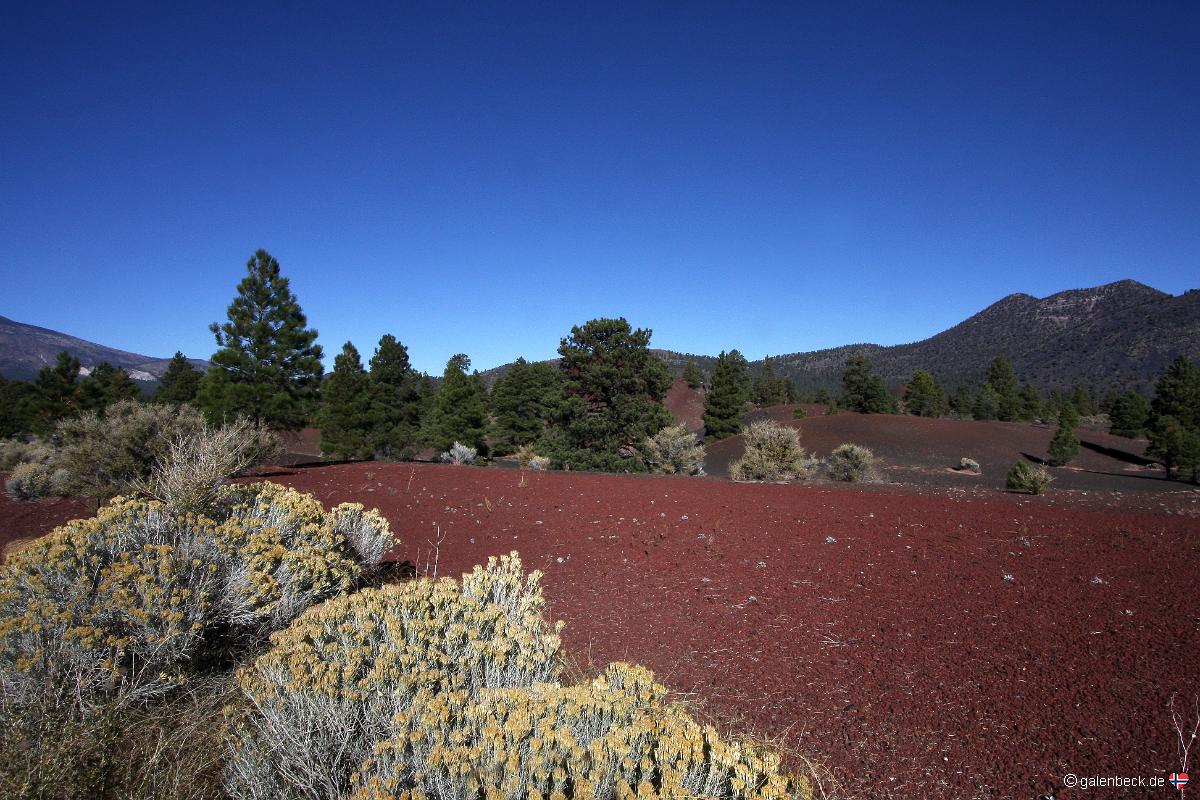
[3,248,1197,481]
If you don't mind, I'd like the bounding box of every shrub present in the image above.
[1006,461,1053,494]
[132,417,282,515]
[529,454,550,471]
[958,457,981,474]
[225,552,809,800]
[826,444,878,482]
[730,420,818,482]
[643,424,706,476]
[0,437,55,471]
[0,482,393,711]
[53,400,208,499]
[440,441,477,465]
[5,461,56,500]
[792,406,807,419]
[225,553,563,800]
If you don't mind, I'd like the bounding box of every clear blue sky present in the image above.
[1,2,1196,375]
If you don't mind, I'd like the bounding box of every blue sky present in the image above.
[1,2,1196,375]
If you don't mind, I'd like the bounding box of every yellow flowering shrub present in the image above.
[226,554,810,800]
[0,482,393,710]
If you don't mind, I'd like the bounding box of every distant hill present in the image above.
[0,316,209,383]
[481,280,1200,394]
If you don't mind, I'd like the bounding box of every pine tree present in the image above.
[752,358,788,407]
[490,358,563,455]
[422,354,489,455]
[986,355,1021,421]
[1108,391,1151,438]
[1047,404,1081,466]
[1018,384,1044,421]
[155,352,203,406]
[197,249,324,429]
[703,350,751,440]
[972,384,1001,421]
[1147,356,1200,480]
[79,362,141,413]
[0,377,40,437]
[31,351,82,433]
[319,342,374,460]
[1069,384,1096,417]
[904,370,946,417]
[948,385,975,419]
[368,334,423,459]
[551,318,673,471]
[841,355,895,414]
[682,361,705,389]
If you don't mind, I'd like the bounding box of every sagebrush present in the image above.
[826,444,877,482]
[643,423,706,476]
[730,420,818,482]
[1006,461,1053,494]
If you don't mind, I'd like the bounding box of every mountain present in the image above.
[480,280,1200,394]
[0,316,209,383]
[752,279,1199,394]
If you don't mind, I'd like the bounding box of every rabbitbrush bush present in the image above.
[0,482,393,711]
[643,423,706,475]
[227,552,810,800]
[439,441,477,465]
[4,460,74,500]
[1006,461,1053,494]
[826,444,878,482]
[730,420,818,482]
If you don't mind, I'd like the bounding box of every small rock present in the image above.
[825,536,837,544]
[1091,576,1104,585]
[701,577,711,584]
[681,515,689,520]
[1003,574,1015,582]
[748,595,758,603]
[757,560,767,569]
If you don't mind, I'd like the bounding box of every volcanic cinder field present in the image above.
[3,412,1198,800]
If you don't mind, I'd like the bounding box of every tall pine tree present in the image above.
[79,362,141,413]
[703,350,751,440]
[904,370,946,417]
[197,249,324,429]
[550,318,673,471]
[490,358,563,455]
[368,334,424,459]
[1147,356,1200,480]
[422,354,489,455]
[986,354,1021,421]
[1047,404,1081,466]
[682,361,705,389]
[31,351,82,433]
[319,342,374,460]
[841,355,895,413]
[154,352,203,406]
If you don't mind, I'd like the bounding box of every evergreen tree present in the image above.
[1147,356,1200,479]
[784,379,799,404]
[949,385,975,419]
[318,342,374,460]
[551,318,673,471]
[155,352,203,406]
[986,354,1021,421]
[1070,384,1096,417]
[1018,384,1044,421]
[682,361,705,389]
[0,377,40,437]
[813,387,832,407]
[1047,404,1081,466]
[368,334,424,459]
[1108,391,1151,438]
[31,351,82,433]
[972,384,1001,421]
[197,249,324,429]
[841,355,895,414]
[79,362,141,413]
[490,358,563,455]
[904,370,946,417]
[703,350,751,440]
[752,358,788,407]
[422,354,489,455]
